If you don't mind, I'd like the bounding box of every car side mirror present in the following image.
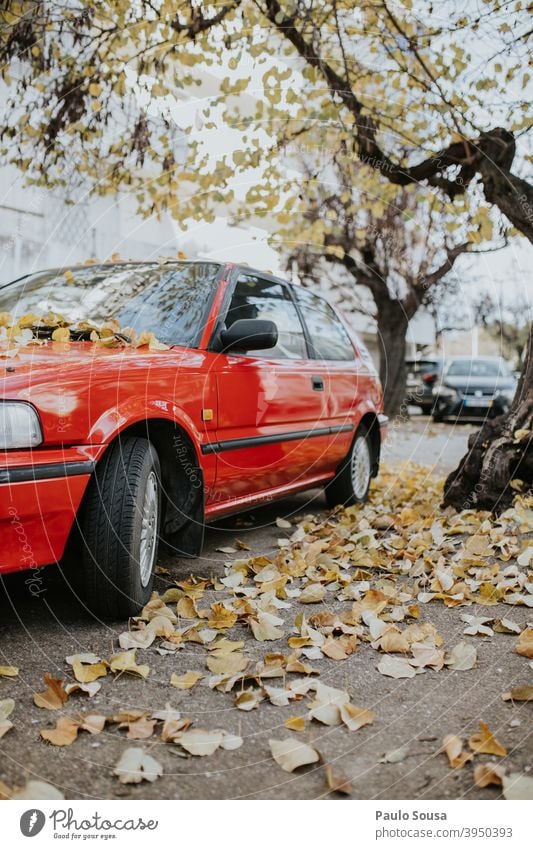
[219,319,278,352]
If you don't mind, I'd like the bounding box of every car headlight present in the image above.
[0,402,43,449]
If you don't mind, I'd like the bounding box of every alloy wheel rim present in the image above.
[139,471,159,587]
[350,435,371,499]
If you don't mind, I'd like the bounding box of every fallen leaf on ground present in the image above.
[10,780,64,800]
[276,517,292,529]
[468,721,507,756]
[380,744,410,764]
[235,689,262,711]
[493,618,521,634]
[308,682,349,725]
[0,698,15,738]
[502,685,533,701]
[208,603,238,630]
[285,716,306,732]
[377,655,416,678]
[124,716,156,740]
[141,594,177,623]
[474,763,505,788]
[442,734,473,769]
[0,666,18,677]
[34,674,69,710]
[220,732,243,750]
[340,703,375,732]
[299,584,326,604]
[170,671,203,690]
[118,628,157,650]
[206,649,248,676]
[324,763,352,795]
[64,681,101,699]
[80,714,107,735]
[71,657,108,684]
[461,615,494,637]
[109,650,149,679]
[444,642,477,671]
[40,716,80,747]
[173,728,240,756]
[114,748,163,784]
[502,772,533,800]
[515,628,533,658]
[269,738,320,772]
[250,610,284,641]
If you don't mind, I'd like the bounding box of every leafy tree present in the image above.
[277,156,477,415]
[474,293,531,369]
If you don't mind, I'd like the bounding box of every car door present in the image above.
[209,272,333,504]
[292,286,368,469]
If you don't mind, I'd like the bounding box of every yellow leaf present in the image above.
[33,673,69,710]
[40,717,79,747]
[516,628,533,658]
[284,716,306,732]
[109,650,149,679]
[339,703,375,732]
[72,659,108,684]
[0,666,19,678]
[208,603,238,630]
[474,763,505,788]
[468,721,507,757]
[170,670,203,690]
[51,327,70,342]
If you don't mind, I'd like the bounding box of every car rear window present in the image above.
[292,287,355,361]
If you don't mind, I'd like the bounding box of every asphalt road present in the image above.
[1,416,531,800]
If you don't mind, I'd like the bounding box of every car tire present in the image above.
[432,410,444,423]
[80,437,161,619]
[325,424,373,508]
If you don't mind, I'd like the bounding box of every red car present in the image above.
[0,261,386,617]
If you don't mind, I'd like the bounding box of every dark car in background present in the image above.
[405,356,443,413]
[432,356,517,422]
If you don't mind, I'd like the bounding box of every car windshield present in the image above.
[446,358,511,378]
[0,262,221,347]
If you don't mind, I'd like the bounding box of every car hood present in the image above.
[444,375,516,393]
[1,340,201,393]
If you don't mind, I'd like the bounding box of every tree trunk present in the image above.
[443,324,533,511]
[376,301,410,418]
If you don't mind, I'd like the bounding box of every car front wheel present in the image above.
[80,437,161,619]
[325,424,373,507]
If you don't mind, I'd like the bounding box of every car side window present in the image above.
[293,287,355,361]
[225,275,307,359]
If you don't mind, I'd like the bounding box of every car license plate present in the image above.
[463,398,492,407]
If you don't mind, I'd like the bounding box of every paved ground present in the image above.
[1,416,531,800]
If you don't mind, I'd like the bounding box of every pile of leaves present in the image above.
[1,464,531,798]
[0,311,169,356]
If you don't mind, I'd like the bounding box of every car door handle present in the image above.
[311,376,324,391]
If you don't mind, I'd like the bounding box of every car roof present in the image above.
[446,356,504,362]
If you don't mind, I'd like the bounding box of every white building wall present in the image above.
[0,163,179,283]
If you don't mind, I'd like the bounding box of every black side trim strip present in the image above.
[201,423,353,455]
[0,459,95,484]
